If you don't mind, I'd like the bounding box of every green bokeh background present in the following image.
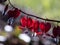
[9,0,60,20]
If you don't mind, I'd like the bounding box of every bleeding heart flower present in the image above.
[27,18,33,28]
[13,8,20,18]
[39,22,45,32]
[53,26,60,37]
[39,22,51,33]
[7,8,20,18]
[20,16,27,27]
[30,20,39,32]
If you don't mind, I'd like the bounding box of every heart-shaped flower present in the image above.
[39,22,51,33]
[27,17,33,28]
[7,8,20,18]
[20,16,27,27]
[30,20,39,32]
[53,26,60,37]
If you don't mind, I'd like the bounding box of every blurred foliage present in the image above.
[13,26,22,37]
[9,0,60,21]
[0,31,7,36]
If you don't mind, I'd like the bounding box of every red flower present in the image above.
[20,16,27,27]
[27,18,33,28]
[7,8,20,18]
[30,20,39,32]
[53,26,60,37]
[39,22,51,33]
[13,8,20,18]
[39,22,45,32]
